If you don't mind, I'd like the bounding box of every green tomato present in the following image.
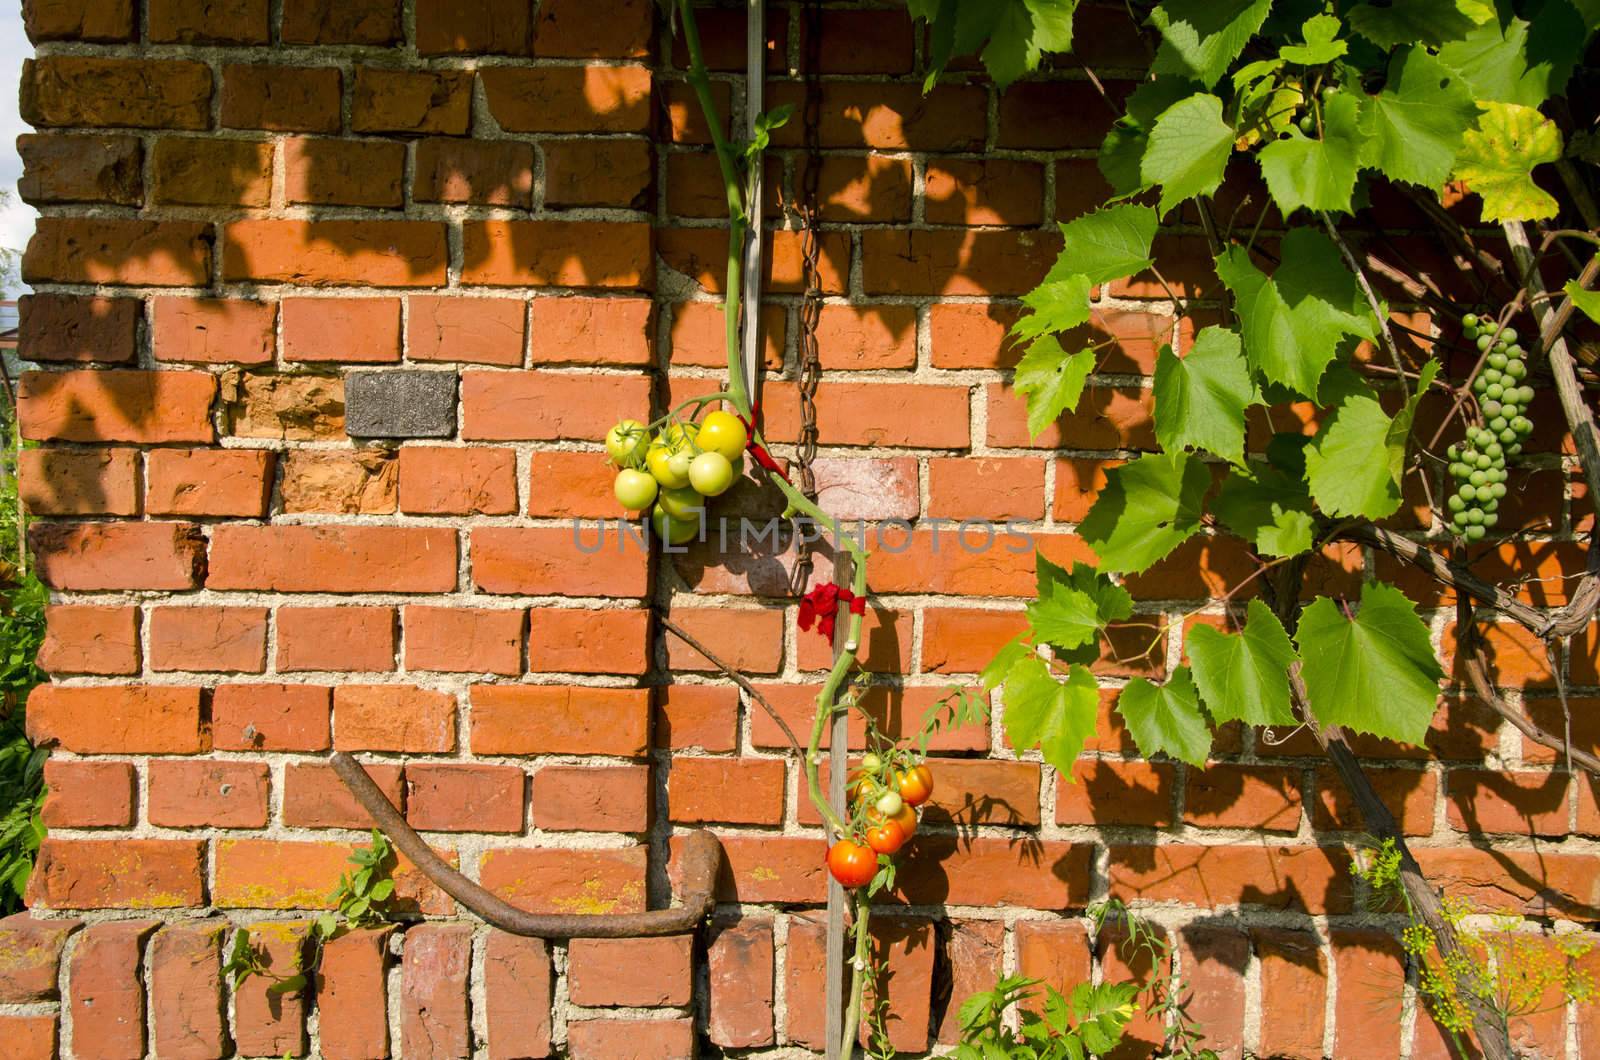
[647,444,692,489]
[697,410,749,463]
[688,451,736,496]
[861,752,883,775]
[613,469,658,511]
[651,504,700,545]
[657,485,706,521]
[605,420,649,467]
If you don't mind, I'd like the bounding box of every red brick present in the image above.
[749,683,989,754]
[527,606,651,675]
[18,447,139,515]
[1446,768,1571,836]
[567,1019,694,1060]
[280,449,397,514]
[525,450,623,517]
[658,226,849,295]
[530,764,651,832]
[27,839,205,910]
[208,525,457,592]
[68,920,158,1058]
[481,66,651,133]
[19,369,214,443]
[484,934,553,1060]
[1331,929,1405,1058]
[404,605,524,675]
[149,921,228,1060]
[212,683,331,751]
[151,137,272,206]
[707,917,773,1048]
[813,303,916,369]
[28,685,204,754]
[148,759,270,829]
[1313,765,1437,836]
[0,1014,56,1058]
[282,761,402,830]
[279,297,401,363]
[921,607,1027,674]
[281,0,397,43]
[284,137,405,207]
[276,607,395,672]
[41,760,135,828]
[18,133,142,206]
[151,297,274,365]
[213,839,452,914]
[569,935,693,1007]
[998,80,1133,150]
[988,382,1154,450]
[407,763,524,833]
[471,685,648,756]
[742,380,970,449]
[801,154,912,222]
[927,456,1045,520]
[529,297,654,366]
[220,63,339,131]
[543,139,654,209]
[534,0,651,56]
[397,446,518,515]
[462,370,652,440]
[929,302,1023,370]
[795,603,910,673]
[765,81,985,150]
[1442,619,1556,688]
[24,0,134,41]
[866,918,935,1053]
[1178,927,1248,1059]
[223,220,449,286]
[654,684,738,752]
[317,928,394,1060]
[412,138,533,207]
[0,914,80,1002]
[461,220,654,288]
[478,846,647,914]
[802,8,915,73]
[471,526,649,597]
[861,228,1057,296]
[144,448,273,518]
[38,604,138,676]
[897,835,1092,909]
[232,921,308,1057]
[666,607,785,674]
[1253,928,1327,1059]
[1183,764,1304,833]
[669,758,784,825]
[925,159,1046,226]
[22,57,210,129]
[1057,759,1177,826]
[1016,920,1091,1000]
[1054,457,1119,521]
[18,294,138,363]
[400,923,472,1059]
[670,300,784,369]
[937,919,1004,1043]
[334,685,456,753]
[416,0,531,54]
[352,67,472,134]
[408,295,525,365]
[149,605,267,673]
[783,913,833,1048]
[149,0,267,42]
[1107,843,1352,914]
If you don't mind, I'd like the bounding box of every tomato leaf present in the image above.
[1141,93,1235,214]
[1453,101,1564,222]
[1078,452,1210,574]
[1152,326,1251,465]
[1000,657,1100,780]
[1186,599,1298,726]
[1116,667,1211,766]
[1295,581,1444,744]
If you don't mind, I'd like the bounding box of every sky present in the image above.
[0,0,38,282]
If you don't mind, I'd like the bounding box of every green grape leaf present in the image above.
[979,1,1038,89]
[1152,326,1251,465]
[1056,203,1160,285]
[1280,13,1347,64]
[1566,278,1600,323]
[1347,0,1480,48]
[1023,0,1078,51]
[1214,228,1376,397]
[1360,48,1480,188]
[1012,337,1096,439]
[982,636,1030,692]
[1212,458,1316,556]
[1012,274,1093,343]
[1150,0,1274,88]
[1453,102,1563,222]
[1296,582,1444,744]
[1141,94,1235,215]
[1098,79,1197,196]
[1026,584,1107,652]
[1437,5,1585,108]
[1002,657,1101,779]
[1116,667,1211,766]
[1186,598,1298,726]
[1036,554,1133,625]
[1305,361,1437,520]
[1576,0,1600,28]
[1258,89,1365,216]
[1077,451,1210,573]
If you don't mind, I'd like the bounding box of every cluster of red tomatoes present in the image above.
[605,411,749,542]
[826,758,934,889]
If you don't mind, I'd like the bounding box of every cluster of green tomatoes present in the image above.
[1445,314,1537,541]
[605,408,749,543]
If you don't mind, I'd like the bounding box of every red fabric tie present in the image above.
[737,402,791,484]
[798,581,867,642]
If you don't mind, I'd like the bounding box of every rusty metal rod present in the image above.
[329,751,721,938]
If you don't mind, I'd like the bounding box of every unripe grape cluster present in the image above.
[1445,314,1535,541]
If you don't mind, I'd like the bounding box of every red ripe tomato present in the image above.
[889,803,918,840]
[865,821,905,856]
[897,765,934,807]
[826,839,877,888]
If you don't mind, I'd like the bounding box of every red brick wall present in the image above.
[8,0,1598,1056]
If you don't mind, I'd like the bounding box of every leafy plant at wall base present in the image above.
[0,427,45,916]
[953,974,1139,1060]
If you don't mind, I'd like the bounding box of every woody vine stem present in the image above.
[673,0,875,1052]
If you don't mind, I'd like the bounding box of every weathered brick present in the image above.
[281,0,398,43]
[1057,759,1177,827]
[280,449,398,513]
[529,296,654,365]
[282,297,402,363]
[27,839,206,910]
[208,525,457,592]
[1254,927,1327,1059]
[232,922,309,1057]
[471,685,649,756]
[20,370,214,444]
[527,606,651,675]
[463,370,653,441]
[152,297,275,365]
[68,920,158,1058]
[148,759,271,828]
[861,228,1058,296]
[413,138,534,206]
[24,219,210,286]
[534,0,653,57]
[38,604,139,676]
[19,294,138,363]
[221,64,340,132]
[407,295,526,365]
[666,607,785,674]
[406,763,524,834]
[484,933,552,1060]
[23,0,135,41]
[284,137,405,207]
[460,220,655,288]
[670,299,784,369]
[18,447,139,516]
[1107,844,1352,914]
[27,685,205,754]
[542,138,653,209]
[669,758,784,825]
[149,0,269,43]
[567,1019,695,1060]
[530,764,651,832]
[925,158,1046,226]
[654,684,738,752]
[481,66,652,133]
[41,760,135,828]
[352,67,473,134]
[148,920,228,1060]
[399,447,519,514]
[569,935,693,1007]
[707,917,774,1048]
[1183,764,1304,833]
[524,450,622,518]
[21,56,210,129]
[403,605,524,675]
[212,683,332,751]
[223,220,449,286]
[213,839,452,914]
[223,371,346,441]
[478,847,647,915]
[148,605,267,673]
[334,684,457,753]
[145,448,274,517]
[0,914,81,1002]
[282,761,402,829]
[18,133,142,205]
[400,923,473,1059]
[0,1013,56,1058]
[765,81,985,150]
[927,456,1045,520]
[471,526,649,597]
[317,927,394,1060]
[151,137,272,206]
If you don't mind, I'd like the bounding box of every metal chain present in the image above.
[790,0,825,596]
